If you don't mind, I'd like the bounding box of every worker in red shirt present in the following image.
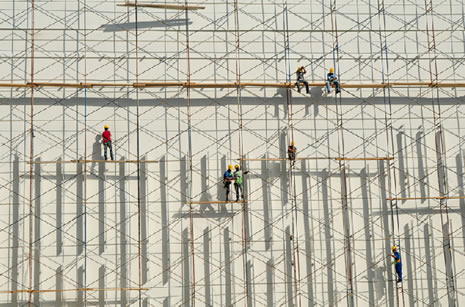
[102,125,114,160]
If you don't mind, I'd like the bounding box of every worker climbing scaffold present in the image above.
[223,165,234,201]
[326,67,341,94]
[295,66,310,94]
[102,125,114,160]
[288,141,297,166]
[391,246,403,283]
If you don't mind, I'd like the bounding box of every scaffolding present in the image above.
[1,0,465,306]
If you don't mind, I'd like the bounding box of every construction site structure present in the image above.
[0,0,464,306]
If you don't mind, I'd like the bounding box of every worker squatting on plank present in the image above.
[102,125,114,161]
[391,246,403,283]
[223,165,249,201]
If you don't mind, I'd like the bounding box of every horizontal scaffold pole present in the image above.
[0,287,148,294]
[387,196,465,201]
[0,82,464,89]
[187,200,248,204]
[26,160,161,164]
[238,157,394,161]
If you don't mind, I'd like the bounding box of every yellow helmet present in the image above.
[392,246,397,251]
[104,125,109,129]
[228,165,233,170]
[235,164,240,169]
[330,67,334,73]
[291,141,295,146]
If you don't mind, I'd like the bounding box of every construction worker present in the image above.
[102,125,114,161]
[296,66,310,94]
[390,246,402,282]
[326,67,341,94]
[233,165,249,201]
[223,165,234,201]
[288,141,297,166]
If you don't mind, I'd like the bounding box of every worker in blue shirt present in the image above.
[391,246,402,282]
[326,67,341,94]
[296,66,310,94]
[223,165,234,201]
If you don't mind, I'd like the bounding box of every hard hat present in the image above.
[291,141,295,146]
[104,125,109,129]
[235,164,240,169]
[330,67,334,73]
[392,246,397,251]
[228,165,233,170]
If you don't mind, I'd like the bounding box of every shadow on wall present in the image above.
[101,19,192,32]
[91,134,102,174]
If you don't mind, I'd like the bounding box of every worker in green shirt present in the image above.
[233,165,249,201]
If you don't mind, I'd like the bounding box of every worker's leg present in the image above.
[326,81,331,93]
[239,184,244,199]
[296,81,302,93]
[334,81,341,93]
[104,142,108,160]
[396,263,402,282]
[303,80,310,94]
[225,182,230,201]
[109,141,114,160]
[234,183,240,201]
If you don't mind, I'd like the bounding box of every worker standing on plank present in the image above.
[223,165,234,201]
[233,165,249,201]
[296,66,310,94]
[391,246,403,282]
[102,125,114,161]
[326,67,341,94]
[288,141,297,166]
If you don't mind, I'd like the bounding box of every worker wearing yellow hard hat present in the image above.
[326,67,341,94]
[102,125,114,160]
[390,246,402,283]
[288,140,297,166]
[233,164,249,201]
[223,165,234,201]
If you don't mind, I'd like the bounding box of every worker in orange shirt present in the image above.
[102,125,114,160]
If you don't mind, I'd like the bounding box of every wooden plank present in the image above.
[0,81,464,89]
[137,82,185,88]
[187,200,248,204]
[0,287,148,294]
[238,157,392,161]
[28,160,159,164]
[341,83,390,88]
[0,83,29,88]
[237,157,332,161]
[90,82,132,87]
[435,83,465,88]
[118,2,205,10]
